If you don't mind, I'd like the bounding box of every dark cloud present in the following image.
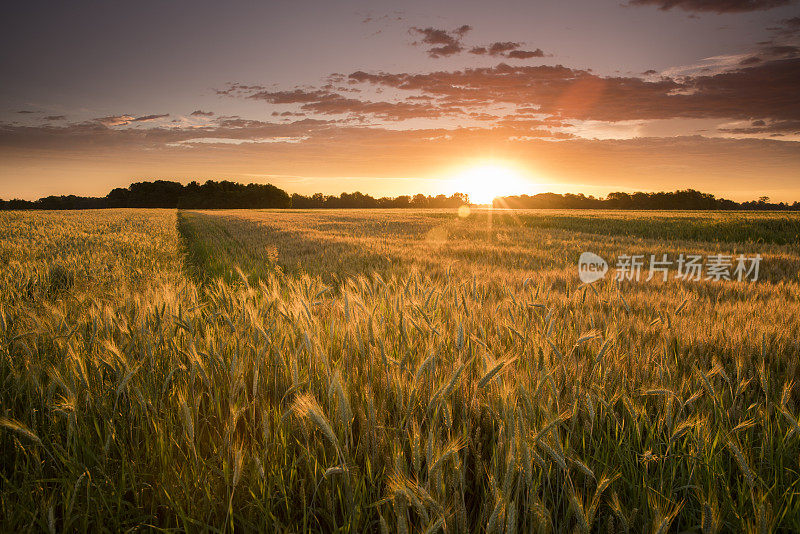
[487,42,522,55]
[702,37,797,72]
[718,119,800,134]
[423,43,462,58]
[755,17,800,61]
[231,87,445,121]
[506,49,545,59]
[247,89,335,104]
[94,114,169,126]
[469,41,545,59]
[131,114,169,122]
[361,12,406,25]
[765,16,800,39]
[44,115,66,121]
[406,25,547,60]
[215,83,267,96]
[410,26,471,57]
[348,57,800,122]
[739,55,763,65]
[626,0,796,12]
[761,44,800,57]
[190,110,214,116]
[299,96,445,120]
[411,27,460,44]
[17,110,36,114]
[220,47,800,127]
[781,16,800,33]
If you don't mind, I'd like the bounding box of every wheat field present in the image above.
[1,208,799,532]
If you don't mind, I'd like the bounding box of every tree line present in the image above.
[1,179,798,211]
[0,180,469,210]
[290,192,469,209]
[494,190,800,211]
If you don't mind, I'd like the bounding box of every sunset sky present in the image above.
[1,0,799,202]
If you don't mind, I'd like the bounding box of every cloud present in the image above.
[171,135,310,146]
[95,114,169,126]
[360,12,406,26]
[405,24,548,60]
[95,115,136,126]
[44,115,66,121]
[215,83,267,96]
[229,87,446,121]
[303,98,444,120]
[760,17,800,55]
[487,41,522,55]
[246,89,335,103]
[190,110,215,116]
[469,41,546,59]
[663,39,799,76]
[8,45,797,164]
[3,118,798,203]
[739,55,763,65]
[220,46,798,133]
[0,117,333,151]
[507,49,545,59]
[778,16,800,35]
[718,119,800,134]
[626,0,796,13]
[131,114,169,122]
[347,57,800,122]
[410,25,471,57]
[17,110,36,114]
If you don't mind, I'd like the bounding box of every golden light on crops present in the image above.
[450,163,533,205]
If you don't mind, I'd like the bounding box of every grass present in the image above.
[1,207,799,532]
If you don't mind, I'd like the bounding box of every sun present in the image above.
[451,164,531,205]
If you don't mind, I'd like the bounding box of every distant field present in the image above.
[2,208,800,532]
